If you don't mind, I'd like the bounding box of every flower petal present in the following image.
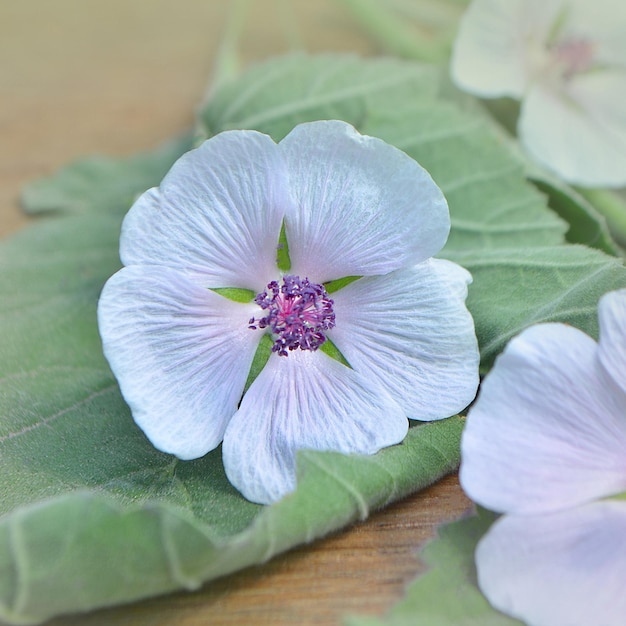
[598,289,626,396]
[328,259,479,421]
[120,130,289,290]
[461,323,626,514]
[519,78,626,187]
[222,350,408,504]
[278,121,449,282]
[451,0,560,98]
[565,0,626,66]
[476,502,626,626]
[98,265,260,459]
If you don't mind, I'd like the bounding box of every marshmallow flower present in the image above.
[451,0,626,187]
[461,289,626,626]
[98,120,479,505]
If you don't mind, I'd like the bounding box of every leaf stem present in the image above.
[335,0,453,62]
[386,0,467,30]
[203,0,251,102]
[575,187,626,249]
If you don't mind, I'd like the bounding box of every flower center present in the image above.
[249,275,336,357]
[550,37,596,79]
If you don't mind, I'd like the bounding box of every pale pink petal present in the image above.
[519,80,626,187]
[564,0,626,66]
[461,323,626,514]
[120,130,289,290]
[598,288,626,396]
[477,502,626,626]
[451,0,562,98]
[98,265,260,459]
[222,350,408,504]
[278,121,449,282]
[329,259,479,421]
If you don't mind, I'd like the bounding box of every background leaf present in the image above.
[20,136,192,217]
[344,509,524,626]
[2,53,625,624]
[529,176,620,257]
[198,54,441,143]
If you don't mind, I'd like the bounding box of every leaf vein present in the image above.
[305,455,370,521]
[0,384,117,443]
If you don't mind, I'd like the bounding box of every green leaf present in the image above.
[21,136,193,216]
[530,177,620,256]
[198,53,440,143]
[353,99,626,368]
[3,52,626,624]
[574,187,626,250]
[441,90,622,257]
[344,508,524,626]
[0,317,463,624]
[447,245,626,369]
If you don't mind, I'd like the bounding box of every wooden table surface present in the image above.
[0,2,473,624]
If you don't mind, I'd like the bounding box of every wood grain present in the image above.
[1,2,474,624]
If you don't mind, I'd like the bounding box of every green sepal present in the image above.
[319,338,352,368]
[324,275,362,293]
[276,221,291,272]
[242,333,273,395]
[210,287,257,303]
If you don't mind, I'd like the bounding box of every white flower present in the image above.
[98,120,479,505]
[461,289,626,626]
[451,0,626,187]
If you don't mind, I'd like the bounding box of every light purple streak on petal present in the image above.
[519,82,626,187]
[328,259,479,421]
[222,350,408,504]
[476,502,626,626]
[461,323,626,515]
[598,289,626,396]
[98,265,260,459]
[451,0,561,99]
[278,120,449,282]
[120,131,290,290]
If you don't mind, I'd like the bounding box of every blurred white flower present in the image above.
[451,0,626,187]
[461,289,626,626]
[98,120,479,505]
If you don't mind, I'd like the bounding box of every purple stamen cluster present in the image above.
[249,275,336,357]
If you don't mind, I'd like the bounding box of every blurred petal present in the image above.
[98,265,260,459]
[451,0,561,98]
[329,259,479,421]
[120,131,289,290]
[477,502,626,626]
[222,350,408,504]
[519,79,626,187]
[278,121,449,282]
[461,323,626,514]
[565,0,626,66]
[598,288,626,395]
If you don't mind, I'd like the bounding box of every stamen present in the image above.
[249,275,336,357]
[551,37,596,79]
